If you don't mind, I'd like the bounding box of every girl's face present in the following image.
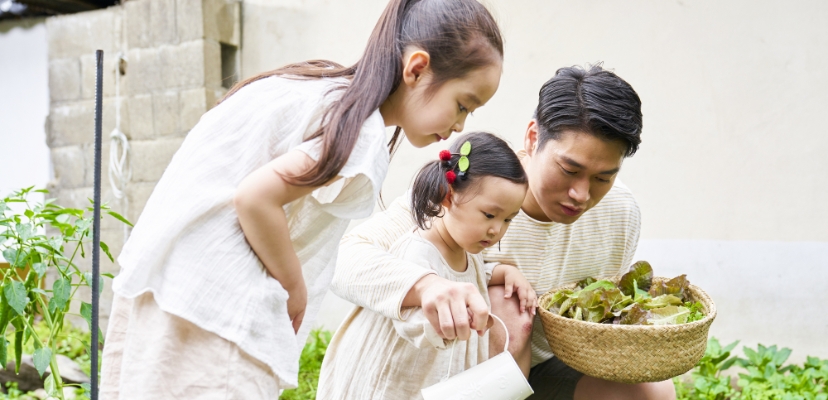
[442,176,527,254]
[382,51,503,148]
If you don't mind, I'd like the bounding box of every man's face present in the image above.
[522,121,627,224]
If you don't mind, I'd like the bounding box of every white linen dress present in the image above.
[317,232,491,399]
[102,75,389,398]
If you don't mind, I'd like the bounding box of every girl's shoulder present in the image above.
[226,75,349,111]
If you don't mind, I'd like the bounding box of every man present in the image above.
[331,65,676,399]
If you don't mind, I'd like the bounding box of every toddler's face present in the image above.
[443,176,527,254]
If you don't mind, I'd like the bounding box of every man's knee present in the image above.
[643,380,676,400]
[575,376,676,400]
[488,286,534,344]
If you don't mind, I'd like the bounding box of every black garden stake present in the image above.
[91,49,103,400]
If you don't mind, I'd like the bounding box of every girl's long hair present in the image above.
[412,132,527,230]
[221,0,503,187]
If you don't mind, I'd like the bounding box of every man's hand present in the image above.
[407,275,490,341]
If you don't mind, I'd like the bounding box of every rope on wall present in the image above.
[107,52,131,243]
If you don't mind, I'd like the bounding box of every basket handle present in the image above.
[444,314,508,380]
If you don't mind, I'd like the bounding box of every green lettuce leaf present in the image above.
[649,274,690,300]
[572,307,583,321]
[575,286,630,323]
[575,277,597,289]
[619,261,653,296]
[685,301,705,322]
[581,280,616,292]
[643,294,684,309]
[620,303,651,325]
[647,305,691,325]
[543,289,573,312]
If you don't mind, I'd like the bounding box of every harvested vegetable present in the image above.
[542,261,705,325]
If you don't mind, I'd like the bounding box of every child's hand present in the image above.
[285,278,308,333]
[503,266,538,316]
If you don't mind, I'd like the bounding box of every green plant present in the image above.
[0,187,131,399]
[675,338,828,400]
[735,344,828,400]
[279,329,333,400]
[674,337,740,399]
[5,319,93,375]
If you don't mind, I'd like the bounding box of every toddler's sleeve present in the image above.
[394,309,450,350]
[389,238,453,349]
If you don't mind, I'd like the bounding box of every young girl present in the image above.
[317,132,537,399]
[101,0,504,397]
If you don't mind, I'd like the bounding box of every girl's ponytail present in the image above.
[223,0,503,187]
[411,159,451,230]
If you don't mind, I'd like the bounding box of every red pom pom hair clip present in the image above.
[439,150,452,161]
[440,150,455,184]
[445,170,457,184]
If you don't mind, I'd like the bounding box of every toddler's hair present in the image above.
[412,132,526,230]
[223,0,504,187]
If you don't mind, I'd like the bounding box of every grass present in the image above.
[279,329,332,400]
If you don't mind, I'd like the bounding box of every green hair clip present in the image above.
[457,141,471,180]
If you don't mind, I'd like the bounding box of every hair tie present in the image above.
[445,170,457,184]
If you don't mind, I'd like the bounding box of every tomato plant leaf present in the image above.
[52,278,71,309]
[107,211,134,227]
[0,338,6,369]
[4,281,28,315]
[32,347,51,377]
[31,262,47,278]
[100,241,114,263]
[44,374,57,396]
[16,223,33,241]
[81,302,104,343]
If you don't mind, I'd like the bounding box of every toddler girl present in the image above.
[317,132,536,399]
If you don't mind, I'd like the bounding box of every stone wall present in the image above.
[45,0,240,329]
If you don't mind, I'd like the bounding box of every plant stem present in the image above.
[20,312,64,399]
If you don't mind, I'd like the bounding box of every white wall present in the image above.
[241,0,828,362]
[0,18,50,201]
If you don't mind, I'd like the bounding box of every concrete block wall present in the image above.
[45,0,240,329]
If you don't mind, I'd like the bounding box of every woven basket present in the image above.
[537,277,716,384]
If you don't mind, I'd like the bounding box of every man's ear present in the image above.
[402,50,431,88]
[525,120,540,157]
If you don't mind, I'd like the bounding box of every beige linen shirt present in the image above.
[318,232,490,399]
[331,180,640,366]
[113,76,389,388]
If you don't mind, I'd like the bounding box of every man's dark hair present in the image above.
[534,64,643,157]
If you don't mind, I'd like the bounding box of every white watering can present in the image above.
[421,314,534,400]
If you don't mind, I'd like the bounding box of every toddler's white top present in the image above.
[113,75,389,388]
[317,232,491,399]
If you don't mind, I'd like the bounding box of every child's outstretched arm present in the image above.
[489,264,538,316]
[333,192,490,341]
[234,149,328,333]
